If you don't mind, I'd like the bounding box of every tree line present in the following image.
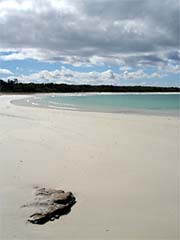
[0,79,179,93]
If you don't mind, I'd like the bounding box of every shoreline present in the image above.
[1,91,180,96]
[10,93,180,118]
[0,94,179,239]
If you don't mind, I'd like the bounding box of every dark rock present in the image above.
[27,188,76,224]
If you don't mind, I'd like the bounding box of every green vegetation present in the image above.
[0,79,179,93]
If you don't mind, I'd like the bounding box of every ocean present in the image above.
[23,93,180,116]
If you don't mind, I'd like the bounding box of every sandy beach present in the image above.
[0,94,179,240]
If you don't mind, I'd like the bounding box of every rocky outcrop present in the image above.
[26,187,76,224]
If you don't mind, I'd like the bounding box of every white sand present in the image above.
[0,94,179,240]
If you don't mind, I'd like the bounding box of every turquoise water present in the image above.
[31,93,180,115]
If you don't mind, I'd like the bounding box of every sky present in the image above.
[0,0,179,86]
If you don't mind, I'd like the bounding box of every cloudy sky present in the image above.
[0,0,179,86]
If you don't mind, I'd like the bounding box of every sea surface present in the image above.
[16,93,180,116]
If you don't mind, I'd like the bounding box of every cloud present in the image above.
[0,68,13,75]
[14,67,120,85]
[122,69,164,80]
[0,0,179,68]
[165,64,180,74]
[3,66,169,85]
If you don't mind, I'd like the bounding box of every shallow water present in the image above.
[13,93,180,116]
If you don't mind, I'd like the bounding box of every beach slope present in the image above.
[0,95,179,240]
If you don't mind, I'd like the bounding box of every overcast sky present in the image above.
[0,0,179,86]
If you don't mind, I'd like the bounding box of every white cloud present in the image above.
[3,66,167,85]
[15,67,120,85]
[122,70,163,80]
[165,65,180,74]
[0,68,13,75]
[0,49,53,61]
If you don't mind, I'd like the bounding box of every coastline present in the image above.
[0,94,179,240]
[11,93,180,118]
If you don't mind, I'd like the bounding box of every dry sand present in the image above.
[0,94,179,240]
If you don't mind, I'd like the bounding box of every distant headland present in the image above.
[0,79,179,93]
